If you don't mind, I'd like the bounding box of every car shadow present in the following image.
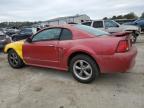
[25,66,131,85]
[26,66,73,80]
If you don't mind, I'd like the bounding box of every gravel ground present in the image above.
[0,34,144,108]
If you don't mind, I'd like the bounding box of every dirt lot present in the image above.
[0,35,144,108]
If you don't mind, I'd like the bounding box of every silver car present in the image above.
[82,20,140,43]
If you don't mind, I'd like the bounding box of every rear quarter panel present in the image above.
[59,36,121,70]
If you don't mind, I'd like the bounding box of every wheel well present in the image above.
[7,48,14,53]
[68,52,100,72]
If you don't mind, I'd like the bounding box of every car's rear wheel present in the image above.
[8,49,25,68]
[69,54,99,83]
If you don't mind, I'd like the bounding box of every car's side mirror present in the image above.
[26,37,32,43]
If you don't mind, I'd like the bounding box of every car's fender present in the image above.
[4,40,25,59]
[120,25,139,31]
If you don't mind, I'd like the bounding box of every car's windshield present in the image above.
[20,28,33,34]
[74,24,110,36]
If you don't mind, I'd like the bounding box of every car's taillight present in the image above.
[116,40,129,53]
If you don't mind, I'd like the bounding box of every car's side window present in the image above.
[105,20,119,28]
[60,29,72,40]
[104,21,118,28]
[20,29,25,34]
[32,28,61,42]
[93,21,103,28]
[82,22,92,26]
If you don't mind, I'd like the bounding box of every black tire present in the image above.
[132,32,138,43]
[132,35,137,43]
[69,54,99,83]
[8,49,25,68]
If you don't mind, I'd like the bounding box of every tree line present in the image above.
[103,12,144,20]
[0,21,39,28]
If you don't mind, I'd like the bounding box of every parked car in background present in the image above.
[0,31,11,49]
[123,19,144,33]
[82,20,140,43]
[5,28,19,36]
[4,24,137,83]
[11,28,37,41]
[0,28,7,34]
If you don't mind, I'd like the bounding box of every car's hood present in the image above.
[120,25,139,31]
[123,22,134,25]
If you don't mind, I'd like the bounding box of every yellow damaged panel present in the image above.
[4,40,25,60]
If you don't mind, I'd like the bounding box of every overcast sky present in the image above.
[0,0,144,22]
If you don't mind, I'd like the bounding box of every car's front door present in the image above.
[23,28,62,68]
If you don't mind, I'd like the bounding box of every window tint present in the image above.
[82,22,92,26]
[93,21,103,28]
[32,28,61,41]
[60,29,72,40]
[75,24,110,36]
[104,20,119,28]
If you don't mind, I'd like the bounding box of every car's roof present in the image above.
[41,24,76,30]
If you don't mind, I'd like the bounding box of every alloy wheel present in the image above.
[9,52,19,66]
[73,60,93,80]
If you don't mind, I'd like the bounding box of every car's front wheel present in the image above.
[69,54,99,83]
[8,49,25,68]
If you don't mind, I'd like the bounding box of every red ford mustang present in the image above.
[4,24,137,83]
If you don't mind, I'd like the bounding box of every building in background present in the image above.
[33,14,91,28]
[46,14,90,25]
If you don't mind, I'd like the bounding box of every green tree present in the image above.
[0,21,36,28]
[123,12,138,19]
[103,17,108,20]
[111,16,117,19]
[140,12,144,18]
[116,15,123,19]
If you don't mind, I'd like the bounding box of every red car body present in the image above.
[21,24,137,73]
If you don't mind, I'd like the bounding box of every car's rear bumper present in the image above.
[97,46,137,73]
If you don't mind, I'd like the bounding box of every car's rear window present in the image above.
[74,24,109,36]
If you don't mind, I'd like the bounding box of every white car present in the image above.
[82,20,140,43]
